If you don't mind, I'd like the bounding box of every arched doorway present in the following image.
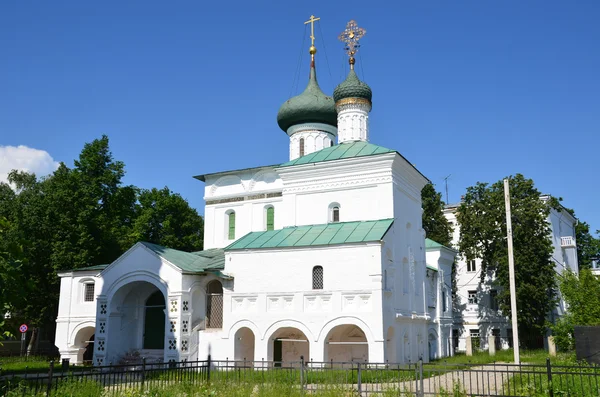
[106,281,167,363]
[324,325,368,363]
[143,291,166,349]
[234,327,255,363]
[73,326,95,364]
[206,280,223,329]
[428,333,438,361]
[268,327,309,367]
[385,327,396,363]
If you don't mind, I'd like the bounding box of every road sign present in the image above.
[19,324,28,333]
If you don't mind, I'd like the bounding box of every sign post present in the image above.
[19,324,28,357]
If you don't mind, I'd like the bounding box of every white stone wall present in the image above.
[55,271,103,364]
[197,243,386,363]
[203,167,283,249]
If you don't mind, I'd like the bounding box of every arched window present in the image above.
[206,280,223,329]
[299,138,305,157]
[312,266,323,290]
[227,211,236,240]
[332,206,340,222]
[266,206,274,231]
[328,203,341,223]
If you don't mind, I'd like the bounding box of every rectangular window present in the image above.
[312,266,323,290]
[468,290,477,305]
[467,260,477,273]
[84,283,95,302]
[442,290,447,312]
[490,290,499,311]
[266,207,274,231]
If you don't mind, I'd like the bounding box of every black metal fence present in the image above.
[2,356,600,396]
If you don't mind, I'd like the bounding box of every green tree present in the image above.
[0,135,204,352]
[552,269,600,350]
[0,217,23,342]
[456,174,556,347]
[421,183,453,247]
[573,221,600,270]
[130,187,204,251]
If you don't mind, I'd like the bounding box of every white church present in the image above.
[54,19,457,366]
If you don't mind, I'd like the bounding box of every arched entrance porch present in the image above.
[268,327,310,367]
[324,324,369,363]
[106,281,167,363]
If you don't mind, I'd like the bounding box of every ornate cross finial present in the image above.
[304,15,321,58]
[339,20,366,69]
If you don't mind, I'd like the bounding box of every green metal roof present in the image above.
[225,219,394,251]
[279,141,395,167]
[141,242,225,273]
[70,264,109,272]
[425,238,457,252]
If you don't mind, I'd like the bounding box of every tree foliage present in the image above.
[421,183,453,247]
[573,221,600,270]
[552,269,600,351]
[129,187,204,251]
[456,174,556,347]
[0,135,203,347]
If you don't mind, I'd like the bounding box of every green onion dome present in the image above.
[277,62,337,133]
[333,69,372,104]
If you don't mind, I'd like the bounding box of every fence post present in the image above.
[207,354,212,384]
[357,362,362,396]
[300,355,305,390]
[141,357,146,391]
[546,358,554,397]
[46,360,54,397]
[417,359,424,397]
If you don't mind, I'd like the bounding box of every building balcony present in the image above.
[560,236,576,248]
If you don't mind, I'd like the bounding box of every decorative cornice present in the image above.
[287,122,338,137]
[335,97,372,108]
[205,191,282,206]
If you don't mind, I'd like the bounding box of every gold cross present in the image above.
[304,15,321,47]
[339,20,366,58]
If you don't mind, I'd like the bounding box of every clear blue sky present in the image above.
[1,1,598,232]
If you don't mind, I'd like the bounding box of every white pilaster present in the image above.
[336,102,371,143]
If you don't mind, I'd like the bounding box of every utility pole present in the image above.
[504,178,520,364]
[443,175,451,204]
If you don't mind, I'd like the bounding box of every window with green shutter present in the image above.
[266,207,274,231]
[228,211,236,240]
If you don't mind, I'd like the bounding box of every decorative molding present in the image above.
[283,175,392,194]
[303,294,332,313]
[206,192,282,206]
[335,97,372,108]
[231,295,258,313]
[287,122,337,137]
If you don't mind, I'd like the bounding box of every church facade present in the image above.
[54,20,457,366]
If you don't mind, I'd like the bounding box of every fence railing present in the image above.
[2,356,600,396]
